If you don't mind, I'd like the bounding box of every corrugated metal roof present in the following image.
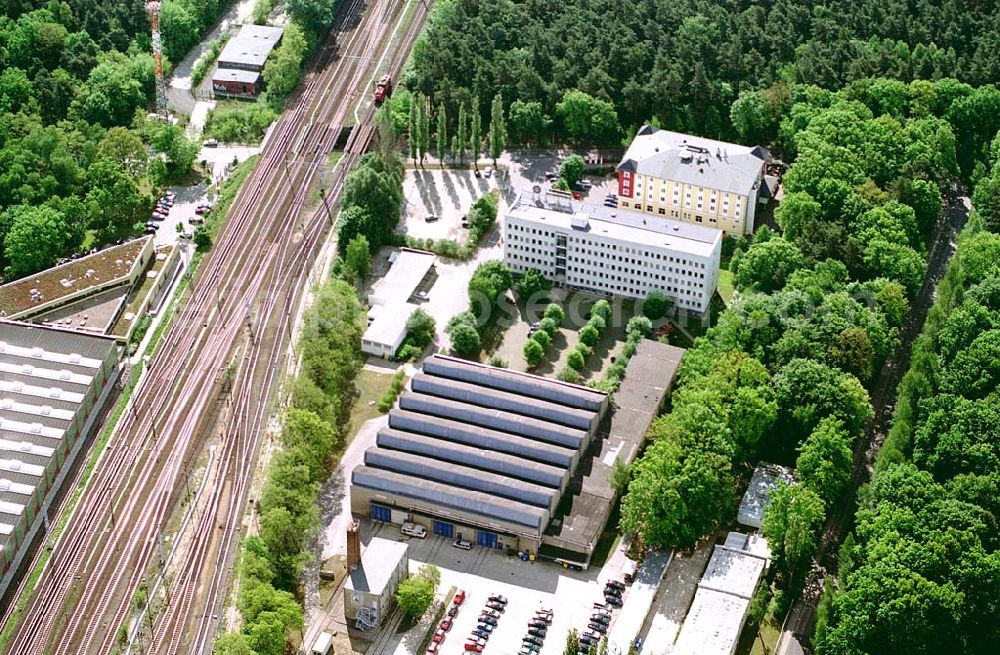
[364,447,559,510]
[352,466,549,529]
[399,392,588,449]
[423,355,607,411]
[411,373,598,430]
[376,428,567,489]
[216,24,284,69]
[388,411,577,467]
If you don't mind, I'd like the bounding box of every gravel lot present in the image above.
[401,168,500,241]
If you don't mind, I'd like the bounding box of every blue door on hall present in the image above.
[433,520,454,537]
[477,530,498,548]
[370,503,391,522]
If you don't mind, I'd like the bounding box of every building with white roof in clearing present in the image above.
[737,463,796,529]
[361,249,436,358]
[616,125,769,235]
[503,192,721,314]
[212,24,284,98]
[0,321,119,600]
[672,532,771,655]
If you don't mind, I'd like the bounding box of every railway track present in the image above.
[1,0,430,652]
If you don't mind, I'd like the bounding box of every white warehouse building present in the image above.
[503,193,722,314]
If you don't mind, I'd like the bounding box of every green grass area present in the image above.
[717,269,735,306]
[736,616,781,655]
[328,150,343,167]
[347,368,397,435]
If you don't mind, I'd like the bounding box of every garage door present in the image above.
[477,530,498,549]
[433,520,454,537]
[370,503,392,522]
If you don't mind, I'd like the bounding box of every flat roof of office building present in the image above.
[671,588,750,655]
[217,24,284,69]
[369,249,436,307]
[542,341,685,557]
[213,68,261,84]
[0,321,117,554]
[507,193,721,258]
[352,355,608,532]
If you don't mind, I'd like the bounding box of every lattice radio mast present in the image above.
[146,1,168,116]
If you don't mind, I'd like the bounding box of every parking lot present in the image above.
[401,168,500,241]
[366,522,638,655]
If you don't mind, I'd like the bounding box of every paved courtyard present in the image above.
[401,168,500,241]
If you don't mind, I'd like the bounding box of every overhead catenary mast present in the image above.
[146,1,169,116]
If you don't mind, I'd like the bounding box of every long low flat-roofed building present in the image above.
[351,355,609,552]
[0,321,119,601]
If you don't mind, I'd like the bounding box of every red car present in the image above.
[439,619,452,632]
[464,644,483,653]
[453,589,466,605]
[433,630,446,644]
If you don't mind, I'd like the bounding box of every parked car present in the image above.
[604,595,623,607]
[144,225,157,234]
[180,230,194,240]
[401,522,428,538]
[481,608,500,618]
[633,637,643,651]
[163,190,175,199]
[521,642,540,653]
[579,635,595,645]
[528,619,548,629]
[426,642,439,655]
[189,215,205,224]
[453,539,471,550]
[519,648,535,655]
[466,637,486,647]
[151,212,166,221]
[588,622,608,634]
[448,606,460,618]
[527,627,547,638]
[592,607,611,617]
[156,203,171,212]
[203,138,219,147]
[488,594,508,604]
[472,628,491,640]
[545,171,559,181]
[486,600,505,611]
[485,167,493,178]
[461,216,470,228]
[476,623,494,634]
[464,644,483,652]
[433,630,446,643]
[454,590,466,605]
[523,636,543,647]
[425,214,440,222]
[606,580,626,591]
[591,614,610,624]
[439,619,452,632]
[479,616,498,627]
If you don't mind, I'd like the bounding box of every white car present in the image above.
[401,522,427,538]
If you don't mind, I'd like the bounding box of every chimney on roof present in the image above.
[347,520,361,571]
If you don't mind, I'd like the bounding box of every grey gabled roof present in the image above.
[617,126,767,195]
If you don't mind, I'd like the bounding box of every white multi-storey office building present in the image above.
[503,193,722,314]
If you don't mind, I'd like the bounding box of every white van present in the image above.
[401,522,427,538]
[312,631,334,655]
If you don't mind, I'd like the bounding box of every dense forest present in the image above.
[614,77,1000,653]
[0,0,243,280]
[407,0,1000,143]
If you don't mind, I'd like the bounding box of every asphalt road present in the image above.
[776,189,972,655]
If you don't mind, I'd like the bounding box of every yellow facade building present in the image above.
[616,125,769,235]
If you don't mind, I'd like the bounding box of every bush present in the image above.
[558,367,582,383]
[488,355,508,368]
[626,316,653,338]
[516,268,550,297]
[579,324,600,347]
[523,339,544,367]
[406,308,437,348]
[396,577,435,619]
[377,371,406,412]
[446,312,481,358]
[204,103,278,144]
[539,317,558,337]
[566,348,586,372]
[530,328,551,348]
[191,34,230,88]
[544,303,565,324]
[642,290,669,320]
[397,343,423,361]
